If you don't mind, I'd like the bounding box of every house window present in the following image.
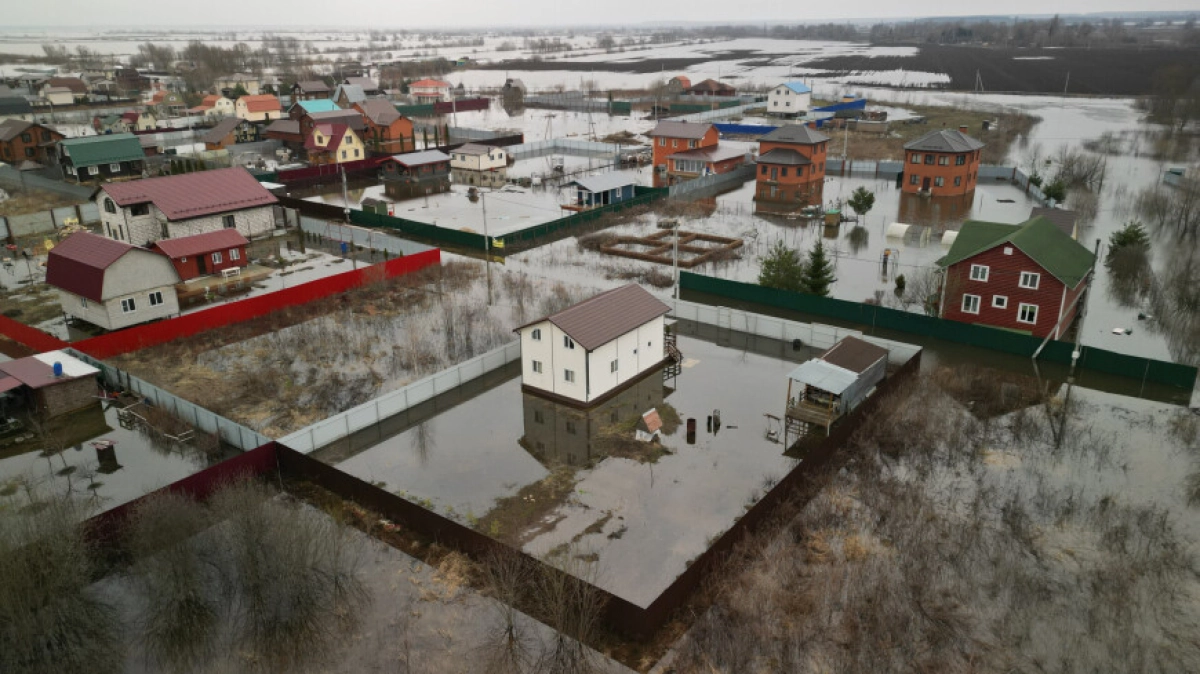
[531,360,543,374]
[961,294,981,314]
[1019,272,1040,290]
[531,328,542,341]
[80,297,88,309]
[1018,303,1039,324]
[160,222,169,239]
[934,177,945,187]
[969,264,989,281]
[222,215,235,229]
[610,359,618,373]
[954,176,962,187]
[780,167,788,177]
[121,297,137,313]
[672,140,677,148]
[130,203,149,216]
[564,369,575,383]
[956,154,966,166]
[658,138,665,146]
[910,153,920,164]
[341,150,347,159]
[148,291,164,306]
[212,251,223,264]
[1003,247,1013,256]
[354,149,360,158]
[760,165,767,175]
[534,410,544,424]
[563,336,575,349]
[88,165,98,175]
[109,163,121,172]
[909,174,920,185]
[992,295,1008,309]
[104,198,116,214]
[24,148,34,158]
[924,154,934,165]
[20,132,31,143]
[688,140,696,149]
[230,248,240,261]
[938,155,949,166]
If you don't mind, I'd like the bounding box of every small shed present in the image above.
[0,351,100,421]
[567,173,636,209]
[785,336,888,434]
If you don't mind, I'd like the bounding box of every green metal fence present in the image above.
[609,101,632,114]
[348,185,668,253]
[394,103,437,116]
[681,273,1199,390]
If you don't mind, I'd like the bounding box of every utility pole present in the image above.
[672,221,680,301]
[341,165,356,269]
[481,190,492,305]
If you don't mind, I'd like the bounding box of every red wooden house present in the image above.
[151,229,250,281]
[936,215,1096,340]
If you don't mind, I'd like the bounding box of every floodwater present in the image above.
[0,401,232,515]
[326,332,809,607]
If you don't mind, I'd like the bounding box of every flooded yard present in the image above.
[323,332,813,607]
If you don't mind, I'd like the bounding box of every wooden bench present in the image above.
[221,267,241,279]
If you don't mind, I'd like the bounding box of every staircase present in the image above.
[663,331,683,379]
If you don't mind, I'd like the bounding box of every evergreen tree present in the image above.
[1106,220,1150,262]
[801,240,837,297]
[847,187,875,223]
[758,241,806,293]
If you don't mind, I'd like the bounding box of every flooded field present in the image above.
[323,332,814,607]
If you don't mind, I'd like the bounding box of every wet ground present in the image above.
[324,332,812,607]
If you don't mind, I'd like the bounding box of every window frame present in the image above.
[563,335,575,349]
[230,248,240,261]
[222,214,236,229]
[910,153,920,164]
[992,295,1008,309]
[531,360,543,374]
[1018,272,1040,290]
[531,328,541,341]
[564,369,575,383]
[961,294,981,315]
[120,297,137,313]
[969,264,989,282]
[109,163,121,172]
[148,290,164,307]
[1017,303,1039,325]
[610,359,618,373]
[212,251,223,264]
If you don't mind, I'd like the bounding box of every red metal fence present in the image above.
[0,314,69,353]
[69,248,440,360]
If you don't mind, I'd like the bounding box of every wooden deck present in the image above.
[786,400,841,427]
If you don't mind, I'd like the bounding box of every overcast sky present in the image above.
[4,1,1196,28]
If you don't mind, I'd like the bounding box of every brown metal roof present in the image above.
[756,148,812,166]
[819,336,888,373]
[199,117,243,144]
[649,121,714,140]
[100,167,277,222]
[45,231,135,302]
[355,99,401,126]
[760,124,830,145]
[516,284,671,352]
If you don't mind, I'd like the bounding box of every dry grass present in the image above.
[0,188,83,218]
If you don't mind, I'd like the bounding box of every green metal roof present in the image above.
[60,133,145,167]
[937,215,1095,287]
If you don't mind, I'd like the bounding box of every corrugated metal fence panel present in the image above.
[7,211,56,238]
[300,217,436,257]
[679,272,1198,390]
[668,164,755,198]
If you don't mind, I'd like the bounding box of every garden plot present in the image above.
[109,261,597,438]
[325,332,813,607]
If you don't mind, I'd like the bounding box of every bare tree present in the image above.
[477,548,537,673]
[530,551,606,674]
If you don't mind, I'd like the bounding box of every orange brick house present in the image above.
[755,124,830,210]
[903,128,984,197]
[353,100,414,155]
[0,120,64,165]
[648,121,717,170]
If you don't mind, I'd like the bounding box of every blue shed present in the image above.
[569,173,636,208]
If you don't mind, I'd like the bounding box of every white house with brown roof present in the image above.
[46,232,181,331]
[450,143,507,172]
[515,284,671,406]
[96,167,278,246]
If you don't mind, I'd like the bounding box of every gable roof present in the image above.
[60,133,144,167]
[333,84,366,105]
[937,216,1096,287]
[100,167,278,221]
[756,148,812,166]
[305,123,352,152]
[410,79,450,88]
[1029,207,1078,237]
[819,336,888,373]
[0,351,98,390]
[0,119,33,142]
[239,94,281,113]
[152,229,249,259]
[0,96,33,115]
[293,99,341,114]
[264,119,301,136]
[355,99,402,126]
[295,80,330,93]
[455,142,500,156]
[516,284,671,351]
[904,128,985,153]
[669,75,691,87]
[388,149,450,167]
[778,81,811,94]
[688,79,734,93]
[760,124,829,145]
[46,231,137,302]
[649,121,714,140]
[569,172,636,193]
[200,117,245,144]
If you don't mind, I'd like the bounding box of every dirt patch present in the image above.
[474,465,581,547]
[838,103,1039,164]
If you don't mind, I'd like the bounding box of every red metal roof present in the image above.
[305,123,350,152]
[99,167,278,222]
[411,79,450,88]
[240,94,280,113]
[152,229,249,260]
[45,231,135,302]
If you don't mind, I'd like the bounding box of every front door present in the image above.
[922,177,931,191]
[197,255,208,275]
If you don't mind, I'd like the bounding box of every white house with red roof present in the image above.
[409,79,451,103]
[95,167,278,247]
[305,123,364,165]
[235,94,282,122]
[46,231,181,331]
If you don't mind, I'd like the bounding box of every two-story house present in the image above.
[755,124,830,210]
[353,100,413,155]
[936,215,1096,340]
[515,284,671,407]
[304,123,365,165]
[0,120,64,164]
[903,127,984,197]
[409,79,451,103]
[450,143,507,171]
[767,81,812,118]
[647,121,718,170]
[46,231,181,331]
[96,166,278,245]
[292,80,331,100]
[201,117,259,150]
[58,134,145,183]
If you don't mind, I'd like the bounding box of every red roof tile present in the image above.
[99,167,278,222]
[240,94,280,113]
[411,79,450,88]
[152,229,249,259]
[46,232,135,302]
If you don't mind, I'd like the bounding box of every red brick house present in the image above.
[151,229,250,281]
[0,120,64,164]
[937,216,1096,340]
[903,128,984,197]
[755,124,830,210]
[648,121,718,170]
[353,100,414,155]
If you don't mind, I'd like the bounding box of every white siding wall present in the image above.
[98,192,158,244]
[101,250,180,300]
[101,282,179,330]
[519,320,555,394]
[522,315,664,404]
[768,87,811,115]
[58,289,118,330]
[450,148,507,172]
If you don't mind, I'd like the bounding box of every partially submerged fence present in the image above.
[506,137,628,160]
[299,216,436,257]
[681,273,1198,390]
[668,163,755,198]
[72,248,442,360]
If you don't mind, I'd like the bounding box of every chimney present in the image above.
[958,125,969,134]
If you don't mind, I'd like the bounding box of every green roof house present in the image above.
[936,215,1096,340]
[58,134,145,183]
